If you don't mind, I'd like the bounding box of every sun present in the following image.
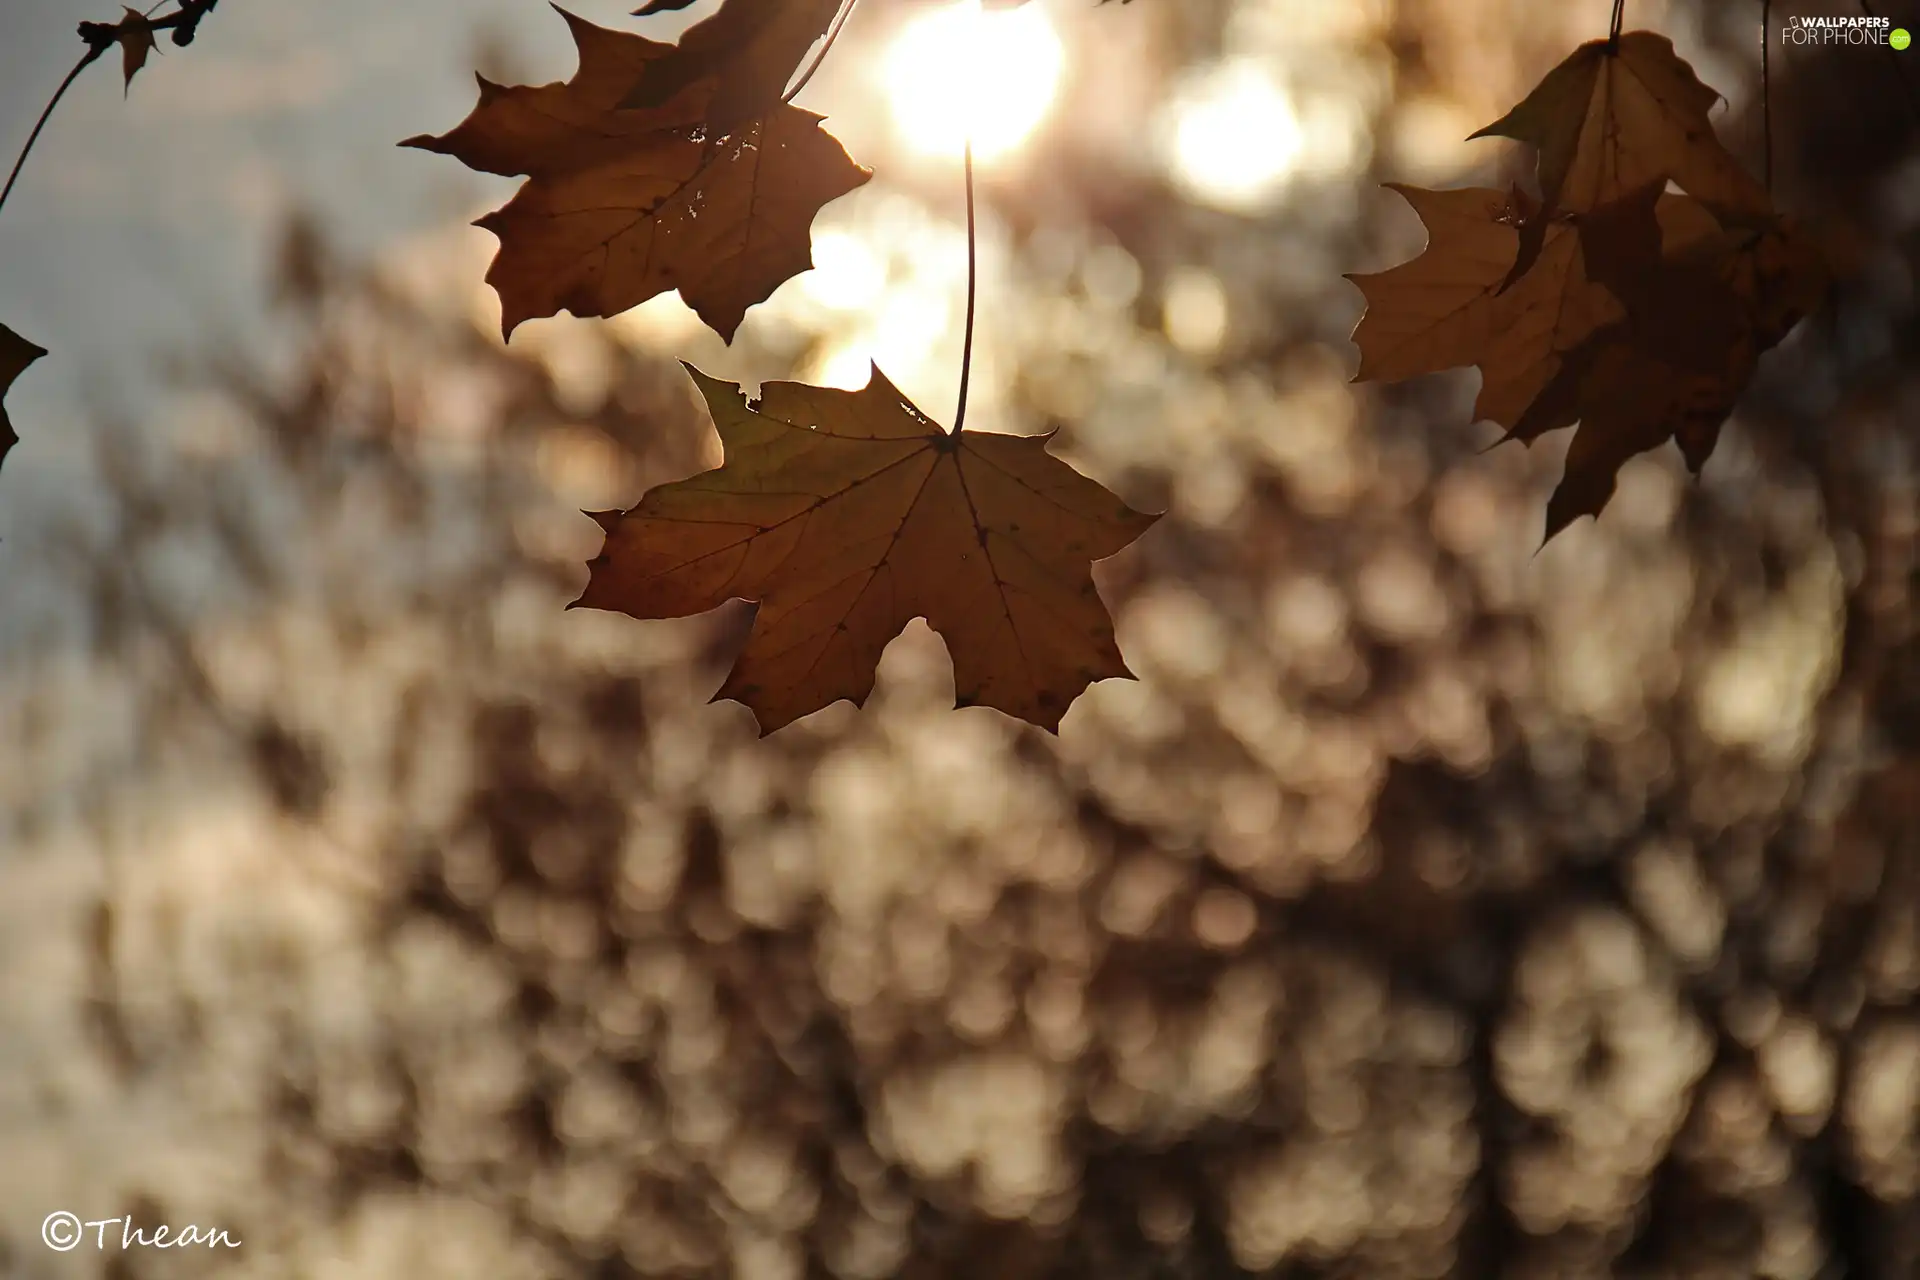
[882,1,1066,163]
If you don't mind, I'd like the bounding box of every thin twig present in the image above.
[951,137,977,437]
[1609,0,1625,45]
[1,1,219,220]
[783,0,860,103]
[0,46,107,218]
[77,0,217,47]
[1762,0,1772,191]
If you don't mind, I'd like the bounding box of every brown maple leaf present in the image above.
[1,323,47,478]
[622,0,845,123]
[1691,210,1829,355]
[1510,325,1751,540]
[1350,176,1825,543]
[1499,186,1827,540]
[1470,31,1771,287]
[572,364,1160,734]
[1346,182,1720,431]
[403,8,871,342]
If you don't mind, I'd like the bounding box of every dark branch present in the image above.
[78,0,219,52]
[2,2,221,219]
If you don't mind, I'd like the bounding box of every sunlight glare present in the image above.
[808,340,881,391]
[1163,60,1305,213]
[802,230,887,312]
[883,2,1065,162]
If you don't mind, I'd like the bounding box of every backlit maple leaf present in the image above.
[573,365,1160,734]
[1349,184,1622,432]
[1499,186,1828,540]
[1350,178,1826,543]
[403,8,870,342]
[1470,31,1771,286]
[622,0,845,122]
[1347,182,1724,432]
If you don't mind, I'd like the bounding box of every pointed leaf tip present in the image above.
[117,7,156,91]
[2,322,49,478]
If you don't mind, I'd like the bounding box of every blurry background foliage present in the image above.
[2,0,1920,1277]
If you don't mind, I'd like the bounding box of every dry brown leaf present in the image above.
[1351,174,1826,543]
[622,0,845,122]
[1696,211,1830,354]
[572,364,1159,734]
[1502,191,1828,540]
[0,323,46,479]
[1347,182,1720,431]
[1471,31,1770,286]
[117,7,155,92]
[1508,325,1750,539]
[403,8,870,342]
[1568,178,1743,375]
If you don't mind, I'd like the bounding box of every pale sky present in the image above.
[0,0,719,647]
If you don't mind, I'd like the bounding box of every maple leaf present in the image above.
[1509,324,1751,540]
[1,323,47,479]
[1350,177,1826,543]
[1684,209,1828,356]
[117,7,156,92]
[1346,182,1719,431]
[622,0,844,122]
[1499,186,1828,540]
[1470,31,1771,286]
[572,365,1159,734]
[403,8,871,342]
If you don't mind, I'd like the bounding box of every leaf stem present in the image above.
[952,136,977,437]
[0,45,106,220]
[783,0,860,103]
[1608,0,1625,45]
[1761,0,1772,191]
